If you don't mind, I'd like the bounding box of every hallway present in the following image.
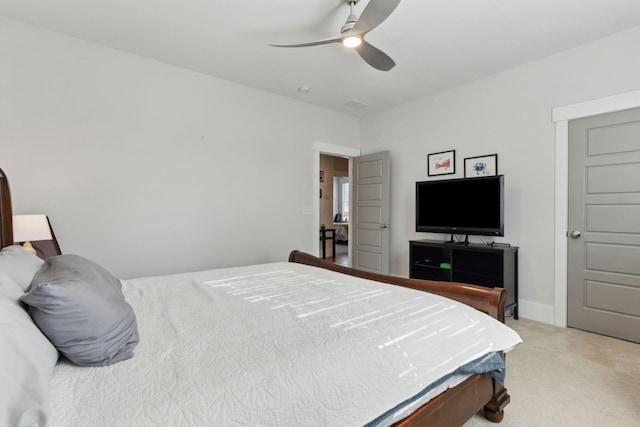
[333,242,348,267]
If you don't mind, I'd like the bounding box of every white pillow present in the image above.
[0,245,44,292]
[0,273,58,427]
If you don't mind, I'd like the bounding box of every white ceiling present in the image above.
[2,0,640,117]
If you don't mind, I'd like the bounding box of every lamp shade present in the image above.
[13,215,52,243]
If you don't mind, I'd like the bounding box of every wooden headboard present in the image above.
[0,168,62,258]
[0,168,13,249]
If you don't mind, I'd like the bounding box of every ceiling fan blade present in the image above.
[269,35,342,48]
[355,40,396,71]
[352,0,402,34]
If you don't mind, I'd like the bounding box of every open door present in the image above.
[352,151,390,274]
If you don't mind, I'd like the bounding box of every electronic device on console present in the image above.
[416,175,504,245]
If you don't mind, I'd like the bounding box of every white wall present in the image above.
[4,15,640,322]
[0,17,360,279]
[360,25,640,323]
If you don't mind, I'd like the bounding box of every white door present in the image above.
[352,151,390,274]
[567,107,640,343]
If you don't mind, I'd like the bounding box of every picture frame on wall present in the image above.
[427,150,455,176]
[464,154,498,178]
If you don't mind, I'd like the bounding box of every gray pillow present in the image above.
[21,254,139,367]
[0,273,58,427]
[0,245,44,292]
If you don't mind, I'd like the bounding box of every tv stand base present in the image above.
[447,234,470,245]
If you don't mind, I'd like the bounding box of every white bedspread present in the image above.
[48,262,521,426]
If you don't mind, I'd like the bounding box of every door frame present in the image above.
[552,89,640,327]
[312,141,360,260]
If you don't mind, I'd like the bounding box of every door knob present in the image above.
[381,224,390,229]
[569,230,581,238]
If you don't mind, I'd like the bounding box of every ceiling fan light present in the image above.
[342,36,362,48]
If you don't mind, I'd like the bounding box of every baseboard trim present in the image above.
[517,299,555,325]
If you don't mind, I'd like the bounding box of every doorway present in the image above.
[553,89,640,328]
[567,107,640,343]
[320,153,350,266]
[311,142,360,264]
[311,143,391,273]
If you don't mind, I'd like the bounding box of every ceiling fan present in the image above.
[269,0,402,71]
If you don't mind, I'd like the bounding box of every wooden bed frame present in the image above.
[0,167,510,426]
[0,168,13,249]
[288,250,510,425]
[0,169,61,259]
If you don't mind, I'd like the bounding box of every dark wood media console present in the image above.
[410,239,518,318]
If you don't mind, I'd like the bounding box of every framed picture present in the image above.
[464,154,498,178]
[427,150,455,176]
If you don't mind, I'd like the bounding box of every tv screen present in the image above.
[416,175,504,236]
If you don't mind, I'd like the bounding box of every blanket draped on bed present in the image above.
[48,262,521,427]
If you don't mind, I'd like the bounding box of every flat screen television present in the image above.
[416,175,504,237]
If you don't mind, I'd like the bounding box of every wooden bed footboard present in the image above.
[394,372,510,426]
[288,250,507,323]
[288,250,510,425]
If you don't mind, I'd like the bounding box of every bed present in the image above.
[0,167,521,426]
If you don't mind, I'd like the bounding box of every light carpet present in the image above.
[462,318,640,427]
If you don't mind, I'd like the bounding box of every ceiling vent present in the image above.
[343,99,369,110]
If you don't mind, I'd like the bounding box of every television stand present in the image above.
[409,239,518,318]
[446,234,470,245]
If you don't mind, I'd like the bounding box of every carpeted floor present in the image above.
[463,318,640,426]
